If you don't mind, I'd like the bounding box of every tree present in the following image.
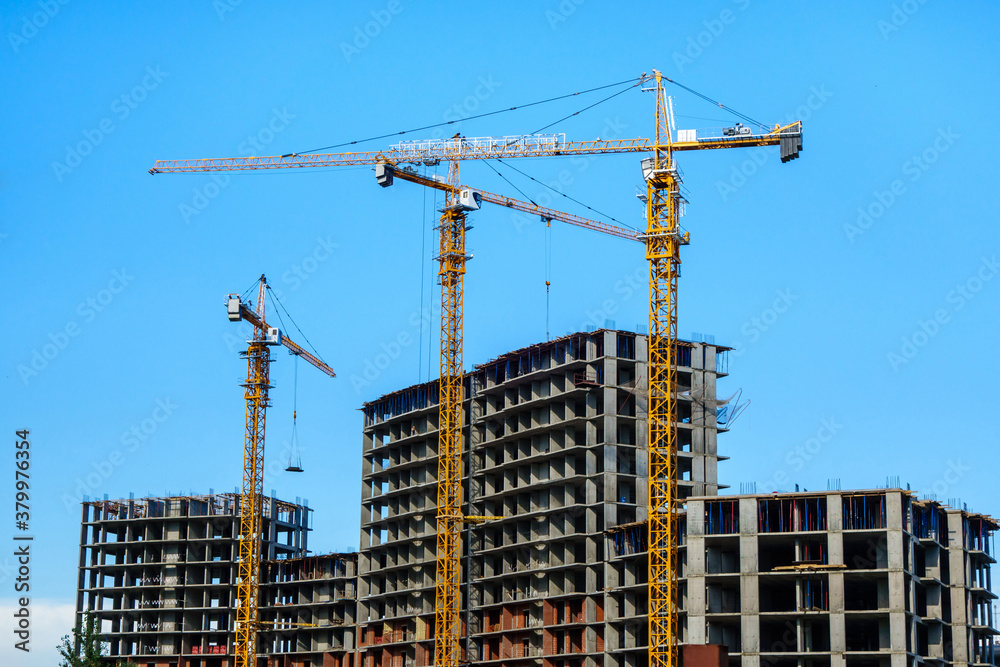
[57,612,135,667]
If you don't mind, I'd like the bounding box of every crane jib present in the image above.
[151,127,800,174]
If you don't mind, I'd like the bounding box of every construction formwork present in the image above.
[605,489,998,667]
[77,493,310,666]
[358,329,731,667]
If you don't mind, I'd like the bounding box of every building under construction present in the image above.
[76,493,319,664]
[357,329,729,667]
[76,329,998,667]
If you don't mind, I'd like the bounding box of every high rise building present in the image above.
[357,329,731,667]
[77,493,310,664]
[74,329,997,667]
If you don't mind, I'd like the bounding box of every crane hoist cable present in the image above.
[295,76,643,155]
[267,288,330,366]
[659,75,767,130]
[418,180,428,383]
[493,158,631,229]
[481,159,537,206]
[286,356,303,473]
[545,220,552,342]
[529,78,642,135]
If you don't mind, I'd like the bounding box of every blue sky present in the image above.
[3,1,999,663]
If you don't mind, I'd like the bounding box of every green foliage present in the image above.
[57,612,136,667]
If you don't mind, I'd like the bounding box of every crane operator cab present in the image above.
[452,189,482,211]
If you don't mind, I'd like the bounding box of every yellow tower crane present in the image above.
[151,70,802,667]
[374,161,641,667]
[225,275,336,667]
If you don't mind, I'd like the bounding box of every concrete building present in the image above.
[77,493,311,666]
[74,329,998,667]
[357,329,732,667]
[357,328,997,667]
[605,489,998,667]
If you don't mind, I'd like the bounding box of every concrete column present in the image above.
[691,343,705,370]
[829,571,846,657]
[946,510,970,666]
[603,442,617,528]
[886,492,906,572]
[888,600,908,652]
[739,498,759,662]
[687,499,707,644]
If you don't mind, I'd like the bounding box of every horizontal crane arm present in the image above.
[671,121,802,160]
[239,304,336,378]
[150,123,799,175]
[383,165,642,243]
[149,137,655,174]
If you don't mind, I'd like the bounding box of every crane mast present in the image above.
[435,160,467,667]
[645,71,684,667]
[235,279,271,667]
[228,275,336,667]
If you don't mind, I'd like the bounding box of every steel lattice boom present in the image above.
[234,281,271,667]
[148,128,797,175]
[434,161,466,667]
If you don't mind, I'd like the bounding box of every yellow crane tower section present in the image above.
[640,71,800,667]
[226,275,335,667]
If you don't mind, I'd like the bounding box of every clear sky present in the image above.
[3,1,999,664]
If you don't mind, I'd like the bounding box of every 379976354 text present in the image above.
[13,429,32,653]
